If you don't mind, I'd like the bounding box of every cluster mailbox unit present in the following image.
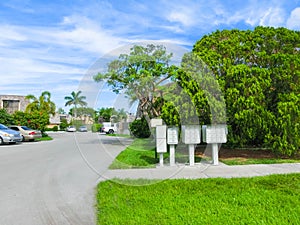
[156,125,167,166]
[181,125,201,166]
[167,127,179,166]
[152,119,227,167]
[203,125,227,165]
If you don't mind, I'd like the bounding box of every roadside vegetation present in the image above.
[97,173,300,225]
[95,27,300,158]
[110,137,300,169]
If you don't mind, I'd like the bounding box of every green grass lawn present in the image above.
[96,173,300,225]
[109,138,157,169]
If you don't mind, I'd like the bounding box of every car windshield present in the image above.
[0,124,8,129]
[21,126,32,130]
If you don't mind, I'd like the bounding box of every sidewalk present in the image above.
[99,162,300,181]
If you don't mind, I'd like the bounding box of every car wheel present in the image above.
[108,129,114,134]
[0,137,3,145]
[22,135,25,142]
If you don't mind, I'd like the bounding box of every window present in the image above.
[2,100,20,114]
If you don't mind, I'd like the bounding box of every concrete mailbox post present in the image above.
[204,125,227,165]
[182,125,201,166]
[167,127,178,166]
[156,125,167,166]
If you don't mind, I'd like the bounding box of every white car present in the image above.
[66,126,76,132]
[0,124,23,145]
[101,122,117,134]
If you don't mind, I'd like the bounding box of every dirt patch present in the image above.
[195,145,291,160]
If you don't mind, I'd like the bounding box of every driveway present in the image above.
[0,132,131,225]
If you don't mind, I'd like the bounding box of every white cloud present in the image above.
[167,11,195,27]
[55,15,122,54]
[0,24,27,44]
[287,7,300,30]
[258,7,285,27]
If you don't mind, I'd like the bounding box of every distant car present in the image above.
[101,123,117,134]
[0,124,22,145]
[9,125,42,142]
[79,125,88,132]
[66,126,76,132]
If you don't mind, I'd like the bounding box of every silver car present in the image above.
[0,124,22,145]
[9,125,42,142]
[79,125,88,132]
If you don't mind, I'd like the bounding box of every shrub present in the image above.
[129,117,151,138]
[60,118,68,130]
[52,126,58,131]
[92,123,102,132]
[0,109,13,125]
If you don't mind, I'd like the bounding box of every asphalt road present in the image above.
[0,132,132,225]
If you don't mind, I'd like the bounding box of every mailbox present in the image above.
[182,125,201,144]
[156,125,167,153]
[167,127,178,145]
[205,125,227,144]
[151,118,163,128]
[156,125,167,139]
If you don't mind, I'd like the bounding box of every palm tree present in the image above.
[25,91,56,115]
[64,91,87,117]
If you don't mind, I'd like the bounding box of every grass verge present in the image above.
[107,134,132,138]
[96,173,300,225]
[36,133,53,141]
[109,138,157,169]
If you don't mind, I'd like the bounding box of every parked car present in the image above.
[9,125,42,142]
[79,125,88,132]
[101,122,117,134]
[0,124,22,145]
[66,126,76,132]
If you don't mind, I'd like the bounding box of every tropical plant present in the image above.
[25,91,56,116]
[64,91,87,117]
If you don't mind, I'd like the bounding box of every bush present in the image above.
[60,118,68,130]
[92,123,102,132]
[0,109,13,125]
[129,117,151,138]
[52,126,58,131]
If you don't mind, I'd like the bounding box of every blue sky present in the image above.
[1,0,300,113]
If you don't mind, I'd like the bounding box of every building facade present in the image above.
[0,95,30,114]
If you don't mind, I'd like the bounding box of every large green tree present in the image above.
[94,44,178,120]
[64,91,87,117]
[192,26,300,156]
[96,107,127,123]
